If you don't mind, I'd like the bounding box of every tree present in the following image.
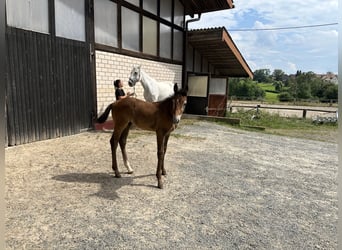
[310,78,325,99]
[288,71,316,100]
[278,92,294,102]
[253,69,271,83]
[272,69,285,82]
[273,81,283,92]
[323,84,338,101]
[229,78,265,100]
[247,68,337,103]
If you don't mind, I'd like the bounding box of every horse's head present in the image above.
[128,65,141,87]
[172,83,188,125]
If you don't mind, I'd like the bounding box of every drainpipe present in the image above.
[182,13,202,88]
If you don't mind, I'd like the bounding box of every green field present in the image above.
[225,109,337,143]
[258,83,279,103]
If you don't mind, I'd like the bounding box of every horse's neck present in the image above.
[140,70,156,90]
[140,70,159,101]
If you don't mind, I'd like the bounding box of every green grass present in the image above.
[226,110,337,142]
[258,83,279,103]
[258,83,275,92]
[264,92,279,103]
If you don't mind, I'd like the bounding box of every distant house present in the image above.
[316,73,338,84]
[5,0,252,146]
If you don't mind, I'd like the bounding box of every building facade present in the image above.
[5,0,252,146]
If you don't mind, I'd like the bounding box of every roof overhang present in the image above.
[180,0,234,16]
[187,27,253,78]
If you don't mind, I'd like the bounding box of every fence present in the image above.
[228,104,337,119]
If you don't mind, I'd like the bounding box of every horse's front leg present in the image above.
[110,131,122,178]
[119,124,133,174]
[156,132,166,189]
[161,133,170,176]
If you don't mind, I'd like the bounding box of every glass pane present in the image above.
[174,0,184,27]
[6,0,49,33]
[160,0,172,22]
[125,0,139,7]
[210,78,227,94]
[188,76,208,97]
[160,24,171,59]
[143,0,157,15]
[143,17,157,56]
[55,0,85,41]
[94,0,118,47]
[122,7,140,52]
[173,29,183,61]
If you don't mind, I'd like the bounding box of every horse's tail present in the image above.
[97,103,113,123]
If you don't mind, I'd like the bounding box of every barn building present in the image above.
[5,0,252,146]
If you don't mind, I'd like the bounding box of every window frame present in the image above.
[54,0,86,42]
[5,0,90,43]
[6,0,50,34]
[94,0,185,65]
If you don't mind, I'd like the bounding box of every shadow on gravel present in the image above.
[52,173,156,200]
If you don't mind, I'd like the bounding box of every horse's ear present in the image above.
[173,83,179,93]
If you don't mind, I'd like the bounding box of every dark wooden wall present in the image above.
[185,96,208,115]
[208,94,227,117]
[6,27,95,146]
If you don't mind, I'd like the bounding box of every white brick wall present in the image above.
[95,50,182,115]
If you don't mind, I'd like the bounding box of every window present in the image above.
[94,0,118,47]
[55,0,85,41]
[160,24,171,59]
[188,76,208,97]
[173,29,183,61]
[6,0,49,33]
[122,7,139,52]
[93,0,185,63]
[143,0,157,15]
[125,0,139,7]
[143,17,157,56]
[160,0,172,22]
[174,0,184,27]
[209,79,227,95]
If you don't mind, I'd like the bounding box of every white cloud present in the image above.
[287,62,298,73]
[187,0,338,74]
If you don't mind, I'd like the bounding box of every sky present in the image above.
[187,0,339,75]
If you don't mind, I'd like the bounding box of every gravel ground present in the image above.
[5,120,338,249]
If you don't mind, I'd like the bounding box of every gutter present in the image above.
[182,13,202,87]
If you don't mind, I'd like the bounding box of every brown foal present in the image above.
[97,83,187,188]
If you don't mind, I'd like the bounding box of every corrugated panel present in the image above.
[6,27,94,146]
[182,0,234,15]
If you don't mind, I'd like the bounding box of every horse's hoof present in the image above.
[115,174,121,178]
[158,182,163,189]
[127,171,133,174]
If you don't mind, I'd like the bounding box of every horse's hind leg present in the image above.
[110,130,122,178]
[119,123,133,174]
